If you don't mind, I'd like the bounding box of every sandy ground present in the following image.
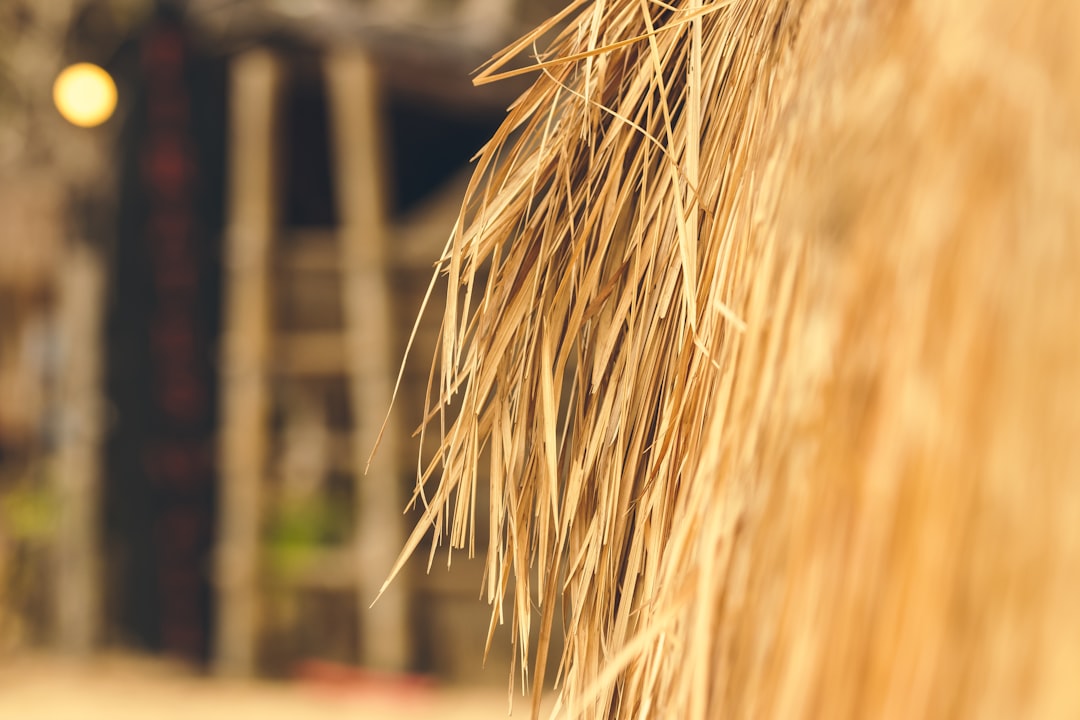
[0,654,556,719]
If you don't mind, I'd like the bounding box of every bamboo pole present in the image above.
[215,49,280,677]
[53,244,106,655]
[325,51,410,672]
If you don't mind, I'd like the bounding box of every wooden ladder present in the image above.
[215,48,408,676]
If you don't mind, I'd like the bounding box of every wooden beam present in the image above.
[53,244,106,656]
[276,331,348,377]
[325,50,410,673]
[215,48,280,677]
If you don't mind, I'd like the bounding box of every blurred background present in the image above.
[0,0,563,715]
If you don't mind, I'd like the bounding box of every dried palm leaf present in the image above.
[382,0,1080,717]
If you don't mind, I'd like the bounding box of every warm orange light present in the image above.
[53,63,117,128]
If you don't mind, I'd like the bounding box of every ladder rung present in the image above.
[281,546,358,590]
[276,331,347,376]
[413,556,485,597]
[278,230,339,273]
[279,230,438,272]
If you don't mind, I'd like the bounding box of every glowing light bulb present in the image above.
[53,63,117,128]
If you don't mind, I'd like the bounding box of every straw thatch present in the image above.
[383,0,1080,717]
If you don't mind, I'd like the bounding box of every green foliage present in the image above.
[0,484,58,543]
[265,496,349,583]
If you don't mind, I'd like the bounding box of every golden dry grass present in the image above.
[383,1,1080,717]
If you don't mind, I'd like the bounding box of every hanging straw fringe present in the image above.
[382,0,1080,717]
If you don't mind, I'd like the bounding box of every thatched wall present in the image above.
[389,0,1080,717]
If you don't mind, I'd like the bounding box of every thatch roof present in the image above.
[184,0,567,58]
[183,0,571,114]
[383,0,1080,717]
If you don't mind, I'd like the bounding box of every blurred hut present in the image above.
[1,0,569,686]
[179,0,567,681]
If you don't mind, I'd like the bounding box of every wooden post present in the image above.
[53,244,106,655]
[325,51,410,672]
[215,49,280,677]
